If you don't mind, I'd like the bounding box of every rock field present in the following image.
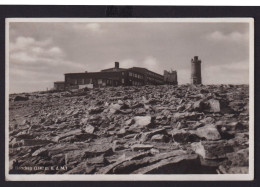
[9,84,249,174]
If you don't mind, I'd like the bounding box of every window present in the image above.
[129,72,132,76]
[122,72,124,76]
[78,79,84,85]
[122,79,124,83]
[98,79,102,84]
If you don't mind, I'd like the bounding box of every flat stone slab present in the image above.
[132,154,199,174]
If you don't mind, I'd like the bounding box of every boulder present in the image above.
[112,150,187,174]
[88,107,104,114]
[97,151,150,174]
[195,124,221,140]
[218,165,248,174]
[226,148,249,167]
[172,129,201,143]
[87,154,107,165]
[191,141,234,160]
[132,154,200,174]
[84,143,113,158]
[193,100,207,111]
[207,99,231,113]
[14,95,29,101]
[132,116,152,128]
[85,125,95,134]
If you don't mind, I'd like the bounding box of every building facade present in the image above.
[53,81,65,91]
[164,70,178,85]
[54,62,177,90]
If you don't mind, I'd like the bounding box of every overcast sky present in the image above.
[8,21,250,93]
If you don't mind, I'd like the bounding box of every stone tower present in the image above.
[164,70,178,85]
[191,56,202,84]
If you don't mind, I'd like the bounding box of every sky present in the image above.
[8,21,250,93]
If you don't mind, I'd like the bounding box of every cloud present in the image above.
[9,36,85,68]
[9,36,86,93]
[10,36,52,52]
[102,56,163,74]
[72,23,103,33]
[202,61,249,84]
[206,31,248,43]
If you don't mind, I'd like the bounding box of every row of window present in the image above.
[147,71,163,79]
[129,72,143,79]
[68,78,120,86]
[132,81,143,86]
[70,78,92,85]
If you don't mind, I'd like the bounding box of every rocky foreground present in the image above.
[9,84,249,174]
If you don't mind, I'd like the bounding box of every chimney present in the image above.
[115,62,119,69]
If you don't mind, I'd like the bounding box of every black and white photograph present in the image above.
[5,18,254,181]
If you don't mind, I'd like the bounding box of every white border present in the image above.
[5,18,254,181]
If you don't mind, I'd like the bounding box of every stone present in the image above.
[21,139,53,146]
[32,147,48,157]
[85,125,95,134]
[191,141,234,160]
[109,103,121,114]
[208,99,221,112]
[151,134,168,142]
[135,108,147,116]
[218,165,248,174]
[195,124,221,140]
[139,128,167,142]
[216,121,245,131]
[132,116,152,128]
[172,129,201,143]
[14,95,29,101]
[193,100,206,111]
[97,151,150,174]
[132,154,199,174]
[89,107,104,114]
[53,129,82,142]
[15,133,35,139]
[226,148,249,167]
[131,144,154,151]
[112,150,187,174]
[200,117,215,124]
[207,99,231,113]
[116,127,128,138]
[87,154,107,165]
[66,162,95,174]
[84,143,113,158]
[73,133,97,142]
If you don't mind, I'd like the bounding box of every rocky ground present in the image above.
[9,84,249,174]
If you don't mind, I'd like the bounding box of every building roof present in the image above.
[54,81,65,84]
[130,67,163,77]
[64,64,163,78]
[101,68,127,72]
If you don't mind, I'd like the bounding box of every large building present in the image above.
[53,62,177,90]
